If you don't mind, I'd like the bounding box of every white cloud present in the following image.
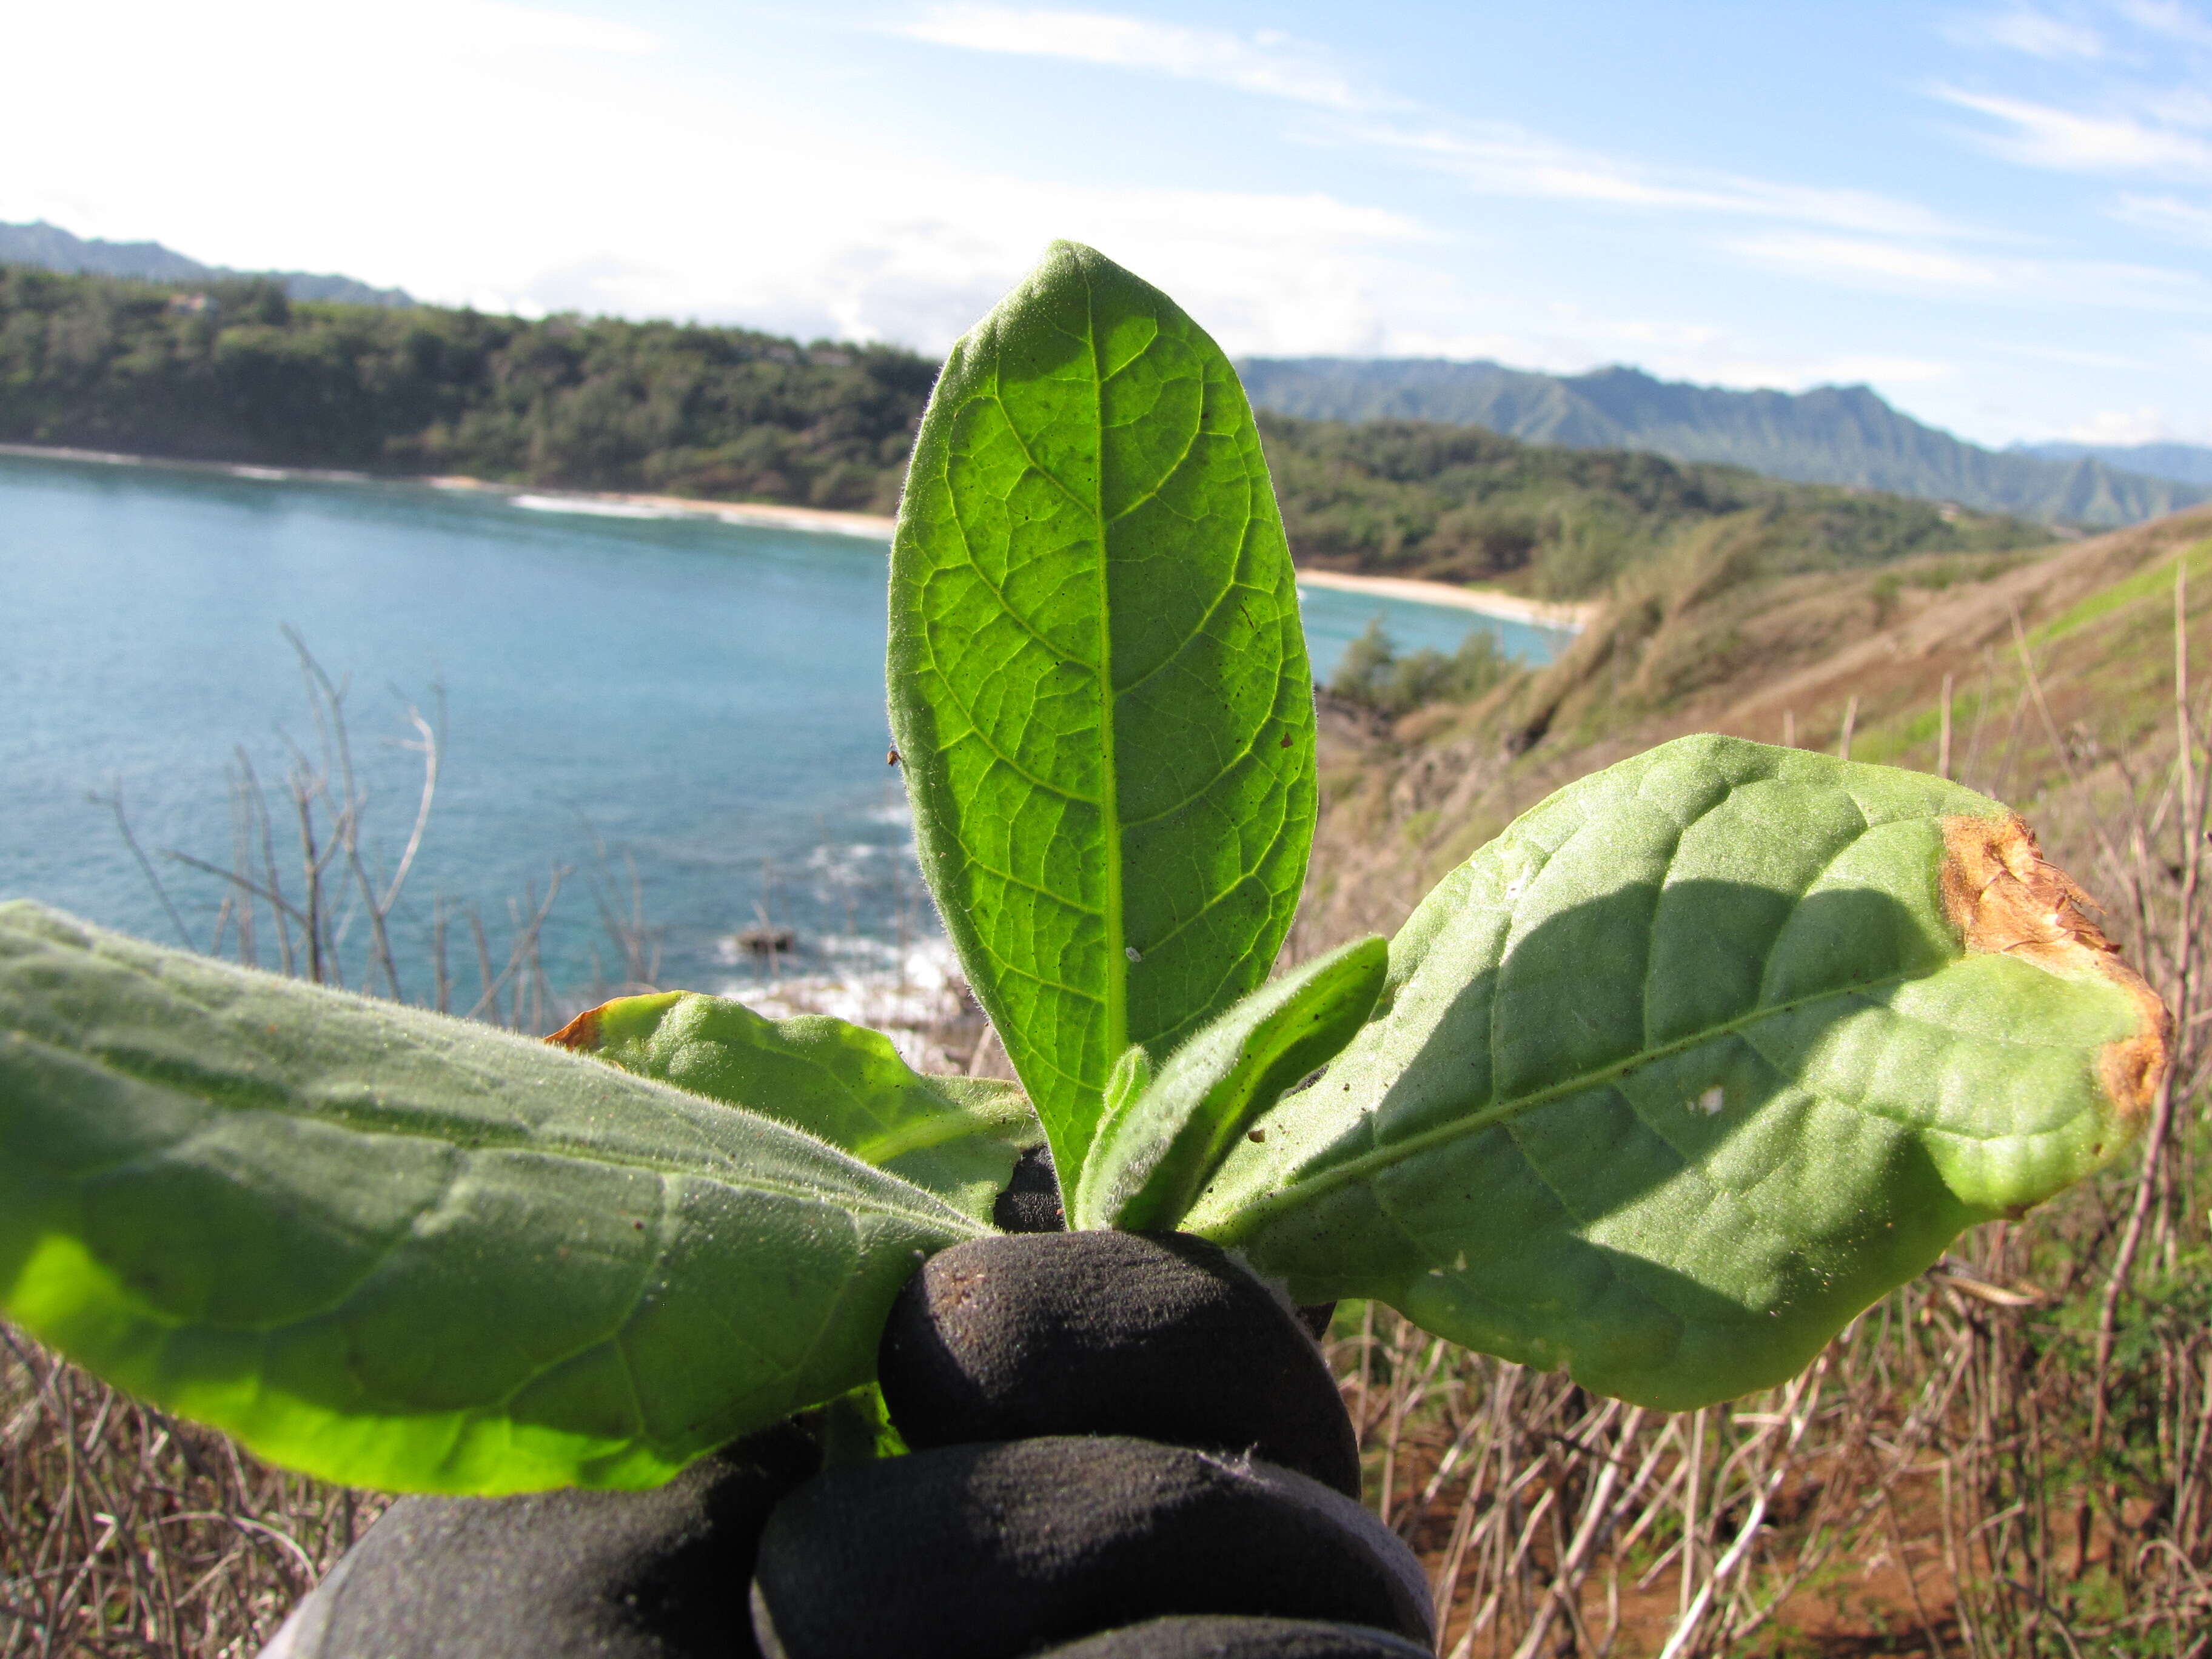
[1937,86,2212,173]
[0,0,1425,355]
[1811,355,1960,385]
[2063,406,2184,441]
[1351,121,1960,238]
[2031,395,2212,445]
[889,5,1369,109]
[1733,233,2000,289]
[1946,8,2107,58]
[447,1,659,53]
[2114,0,2212,46]
[1995,339,2155,369]
[1729,230,2212,310]
[2113,192,2212,242]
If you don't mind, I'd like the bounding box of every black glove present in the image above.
[749,1228,1433,1659]
[257,1424,816,1659]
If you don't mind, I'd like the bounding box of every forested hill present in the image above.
[0,264,2044,595]
[0,220,414,309]
[0,264,933,512]
[1238,356,2207,529]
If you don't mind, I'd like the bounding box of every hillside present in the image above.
[0,263,932,512]
[0,264,2045,596]
[0,220,413,309]
[2019,436,2212,489]
[1276,500,2212,1659]
[1239,355,2208,529]
[1291,495,2212,949]
[1256,414,2037,600]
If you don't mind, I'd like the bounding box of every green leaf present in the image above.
[1187,736,2167,1410]
[551,991,1041,1224]
[1073,936,1387,1233]
[888,241,1318,1192]
[0,902,984,1495]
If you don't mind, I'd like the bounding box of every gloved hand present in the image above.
[260,1153,1434,1658]
[753,1226,1433,1658]
[256,1424,817,1659]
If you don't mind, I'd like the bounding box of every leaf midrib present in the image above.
[1088,266,1128,1102]
[9,1030,984,1233]
[1197,957,2074,1244]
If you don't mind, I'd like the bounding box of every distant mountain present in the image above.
[0,220,412,309]
[2014,439,2212,491]
[1237,357,2208,529]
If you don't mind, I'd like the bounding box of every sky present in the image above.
[8,0,2212,447]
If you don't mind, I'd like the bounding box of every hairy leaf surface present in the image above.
[1073,936,1386,1232]
[0,903,982,1494]
[551,991,1041,1224]
[888,241,1317,1187]
[1187,736,2166,1409]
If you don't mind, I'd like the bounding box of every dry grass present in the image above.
[1,1331,389,1658]
[1328,1162,2212,1658]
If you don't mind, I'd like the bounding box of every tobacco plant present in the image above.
[0,244,2168,1496]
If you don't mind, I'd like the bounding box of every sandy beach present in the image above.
[425,477,900,541]
[1295,568,1595,632]
[4,443,1592,631]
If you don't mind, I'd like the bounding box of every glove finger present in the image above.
[1035,1615,1435,1658]
[993,1142,1067,1232]
[258,1425,814,1659]
[749,1436,1433,1659]
[878,1231,1360,1498]
[989,1151,1336,1335]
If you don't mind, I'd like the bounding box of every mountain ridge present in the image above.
[0,221,412,309]
[1236,356,2207,529]
[2016,438,2212,489]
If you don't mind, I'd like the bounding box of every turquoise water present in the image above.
[0,452,1564,1002]
[1296,585,1568,680]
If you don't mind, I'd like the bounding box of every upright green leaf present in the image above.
[1073,936,1387,1233]
[1187,736,2166,1409]
[0,903,984,1495]
[888,241,1318,1189]
[551,991,1042,1224]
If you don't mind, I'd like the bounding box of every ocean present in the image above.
[0,449,1567,1016]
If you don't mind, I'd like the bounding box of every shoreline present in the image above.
[0,443,903,543]
[423,475,900,541]
[1295,568,1594,632]
[2,441,1592,629]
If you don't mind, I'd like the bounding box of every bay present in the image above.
[0,451,1563,1010]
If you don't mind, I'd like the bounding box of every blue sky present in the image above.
[9,0,2212,446]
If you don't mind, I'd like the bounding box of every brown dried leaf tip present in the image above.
[544,1003,606,1051]
[1940,813,2170,1127]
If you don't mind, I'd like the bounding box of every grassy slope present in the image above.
[1260,413,2040,600]
[1290,504,2212,1654]
[1289,501,2212,953]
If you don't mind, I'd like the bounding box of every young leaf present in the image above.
[550,991,1042,1224]
[0,903,984,1495]
[1185,736,2167,1410]
[888,241,1318,1191]
[1072,936,1387,1233]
